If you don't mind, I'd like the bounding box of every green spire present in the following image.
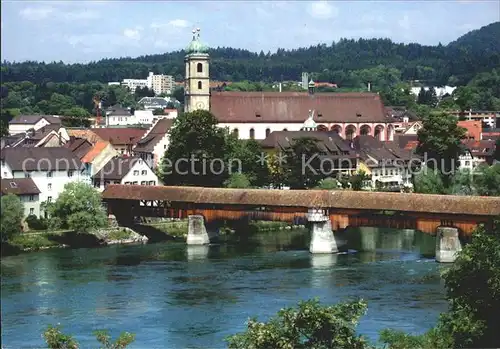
[186,28,209,55]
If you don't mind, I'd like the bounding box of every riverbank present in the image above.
[1,220,307,257]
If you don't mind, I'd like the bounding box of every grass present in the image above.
[146,221,188,238]
[106,229,133,241]
[9,231,66,251]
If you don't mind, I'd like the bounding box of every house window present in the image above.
[68,171,74,177]
[197,62,203,73]
[133,170,139,175]
[198,81,202,90]
[256,113,261,118]
[29,195,34,201]
[48,183,52,191]
[141,170,147,175]
[265,128,271,137]
[30,208,34,215]
[149,181,155,185]
[249,128,255,139]
[283,128,288,131]
[465,161,470,166]
[232,128,239,138]
[133,181,138,185]
[141,181,146,185]
[47,196,52,203]
[25,172,31,178]
[47,171,53,178]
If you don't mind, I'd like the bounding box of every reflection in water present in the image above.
[1,228,447,349]
[186,245,210,260]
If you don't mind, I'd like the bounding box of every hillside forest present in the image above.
[1,22,499,136]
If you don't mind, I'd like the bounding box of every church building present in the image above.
[184,29,396,141]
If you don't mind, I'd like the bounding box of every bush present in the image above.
[226,298,372,349]
[25,214,48,230]
[1,194,24,242]
[43,325,135,349]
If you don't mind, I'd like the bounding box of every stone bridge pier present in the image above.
[308,208,339,254]
[186,215,219,245]
[435,226,462,263]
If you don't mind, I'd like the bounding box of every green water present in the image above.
[1,228,447,348]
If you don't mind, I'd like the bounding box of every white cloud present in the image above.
[123,28,142,40]
[19,5,101,21]
[19,7,54,20]
[168,19,190,28]
[307,1,338,20]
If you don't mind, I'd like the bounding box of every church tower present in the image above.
[184,28,210,113]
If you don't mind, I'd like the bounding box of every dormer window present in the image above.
[356,112,362,117]
[10,182,17,188]
[256,113,261,118]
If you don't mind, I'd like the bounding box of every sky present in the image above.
[1,0,499,64]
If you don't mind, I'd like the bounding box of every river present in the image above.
[1,228,449,348]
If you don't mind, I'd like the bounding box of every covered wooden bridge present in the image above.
[102,185,500,236]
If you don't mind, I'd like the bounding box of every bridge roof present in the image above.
[102,185,500,217]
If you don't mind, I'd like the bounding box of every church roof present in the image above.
[186,28,209,55]
[210,92,389,123]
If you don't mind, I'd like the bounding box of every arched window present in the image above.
[233,128,239,138]
[265,128,271,137]
[283,128,288,131]
[197,63,203,73]
[249,128,255,139]
[198,81,202,90]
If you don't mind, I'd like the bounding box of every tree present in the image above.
[413,169,447,194]
[416,87,428,105]
[349,170,369,191]
[228,138,270,187]
[416,112,466,185]
[426,87,438,107]
[315,177,339,190]
[60,106,91,127]
[160,110,231,187]
[172,86,185,104]
[46,182,108,233]
[473,164,500,196]
[226,298,372,349]
[283,137,323,189]
[223,173,251,188]
[0,194,24,242]
[134,86,155,99]
[44,325,135,349]
[494,139,500,162]
[153,108,165,115]
[437,222,500,348]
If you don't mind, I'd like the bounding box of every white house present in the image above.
[353,135,414,191]
[4,125,70,148]
[1,148,90,215]
[8,115,62,135]
[133,118,174,169]
[93,156,159,191]
[1,178,42,217]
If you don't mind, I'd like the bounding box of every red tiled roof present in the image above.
[404,141,419,150]
[210,92,388,123]
[458,120,482,140]
[91,128,147,146]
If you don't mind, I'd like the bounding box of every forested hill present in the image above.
[1,22,499,87]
